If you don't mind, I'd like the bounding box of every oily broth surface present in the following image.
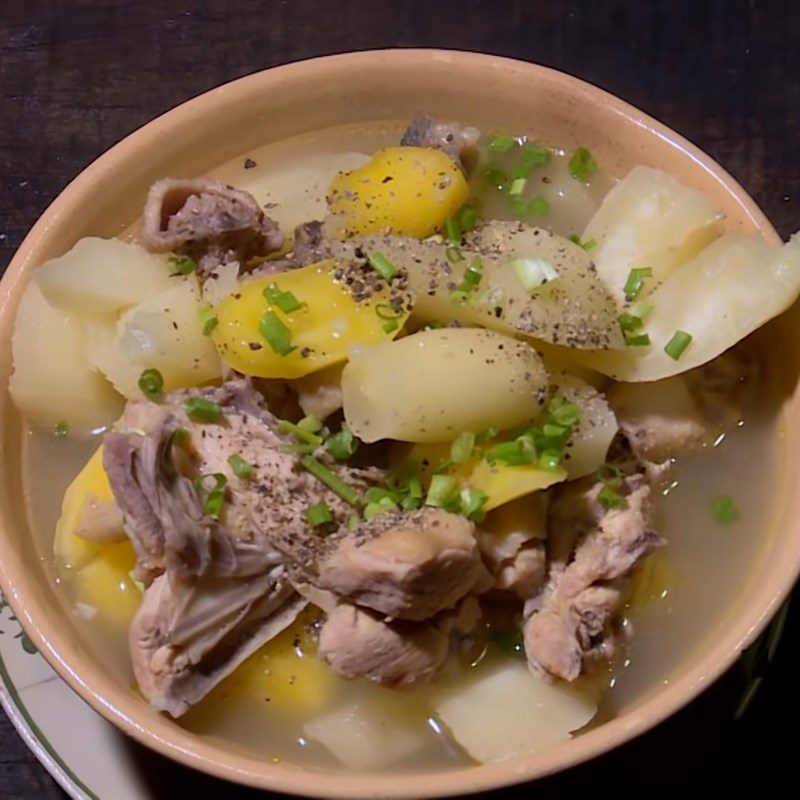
[20,123,784,769]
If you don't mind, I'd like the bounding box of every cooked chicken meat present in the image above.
[523,471,663,681]
[400,114,481,172]
[140,178,284,276]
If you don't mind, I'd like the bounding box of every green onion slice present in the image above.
[138,368,164,400]
[259,311,295,356]
[54,421,69,438]
[711,495,739,524]
[168,254,196,275]
[446,244,464,263]
[509,177,527,196]
[451,431,476,464]
[510,257,559,291]
[445,216,462,243]
[300,455,360,506]
[375,303,404,320]
[598,484,627,510]
[305,501,334,527]
[325,424,359,461]
[425,474,461,511]
[489,134,517,152]
[664,330,692,360]
[458,205,477,232]
[568,147,598,182]
[263,283,306,314]
[367,252,399,281]
[624,332,651,347]
[278,419,323,448]
[460,486,488,522]
[623,267,653,301]
[227,453,254,480]
[184,396,223,422]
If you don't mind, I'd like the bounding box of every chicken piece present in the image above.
[130,570,305,716]
[523,471,663,681]
[608,347,757,464]
[400,114,481,172]
[318,604,450,688]
[319,595,483,688]
[317,508,492,621]
[477,494,548,600]
[140,178,283,276]
[250,219,332,278]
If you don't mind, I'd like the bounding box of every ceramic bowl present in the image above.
[1,50,797,798]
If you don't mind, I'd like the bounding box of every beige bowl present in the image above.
[1,50,798,798]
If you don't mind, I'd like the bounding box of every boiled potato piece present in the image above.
[201,261,240,306]
[82,316,144,398]
[72,541,140,628]
[554,374,618,478]
[9,283,123,429]
[342,328,548,443]
[33,237,174,314]
[54,445,119,570]
[333,223,624,349]
[197,609,336,717]
[116,277,222,392]
[433,660,597,763]
[578,233,800,381]
[328,146,469,238]
[583,165,722,303]
[212,260,410,379]
[304,689,428,770]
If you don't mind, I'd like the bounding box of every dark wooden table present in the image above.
[1,1,797,798]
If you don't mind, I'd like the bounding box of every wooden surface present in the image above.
[0,0,797,797]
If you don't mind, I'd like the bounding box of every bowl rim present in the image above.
[1,48,797,798]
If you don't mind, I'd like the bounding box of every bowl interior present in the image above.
[1,50,798,798]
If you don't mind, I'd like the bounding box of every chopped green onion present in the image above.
[204,489,226,517]
[539,450,562,471]
[259,311,295,355]
[548,396,581,428]
[278,419,323,448]
[138,368,164,400]
[521,144,551,165]
[425,474,461,511]
[510,257,559,291]
[598,484,627,510]
[460,486,488,522]
[451,431,476,464]
[172,426,190,445]
[325,424,359,461]
[483,166,509,190]
[193,472,227,494]
[509,177,527,196]
[529,195,550,215]
[446,244,464,262]
[567,234,597,251]
[458,205,477,232]
[711,495,739,524]
[618,313,644,332]
[451,257,483,301]
[664,330,693,360]
[383,319,400,334]
[168,254,196,275]
[510,162,534,181]
[568,147,598,182]
[263,283,306,314]
[227,453,254,479]
[623,267,654,301]
[375,303,404,320]
[598,462,624,487]
[300,455,360,506]
[487,436,536,466]
[298,415,323,433]
[305,501,334,527]
[367,252,399,281]
[364,486,400,504]
[364,496,400,519]
[624,332,651,347]
[198,302,218,336]
[184,396,223,422]
[54,421,69,438]
[489,134,517,152]
[445,216,461,243]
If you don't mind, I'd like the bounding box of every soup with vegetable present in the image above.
[10,116,798,771]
